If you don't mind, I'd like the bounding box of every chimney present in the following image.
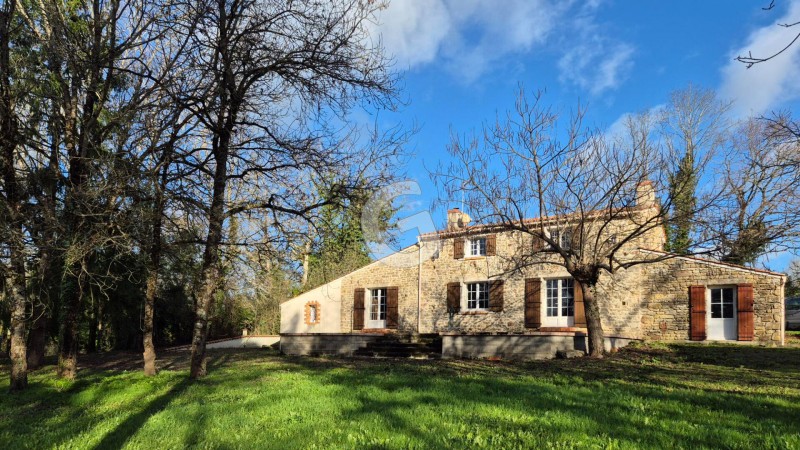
[635,181,656,208]
[446,208,471,231]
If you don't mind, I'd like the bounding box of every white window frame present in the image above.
[709,286,736,320]
[548,228,572,250]
[309,304,318,323]
[543,278,575,327]
[467,237,487,257]
[464,281,490,310]
[369,288,387,321]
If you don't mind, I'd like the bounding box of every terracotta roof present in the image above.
[419,205,659,240]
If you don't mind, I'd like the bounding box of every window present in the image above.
[370,288,387,321]
[546,278,574,317]
[468,237,487,256]
[466,282,489,310]
[304,301,321,325]
[549,228,572,250]
[710,287,735,319]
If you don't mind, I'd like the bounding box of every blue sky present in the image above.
[365,0,800,271]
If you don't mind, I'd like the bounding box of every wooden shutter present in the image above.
[486,234,497,256]
[353,288,365,331]
[446,282,461,312]
[386,286,399,329]
[525,278,541,328]
[453,238,464,259]
[737,284,754,341]
[489,280,504,312]
[532,234,545,252]
[689,285,706,341]
[573,280,587,327]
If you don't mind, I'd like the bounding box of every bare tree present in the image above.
[174,0,401,378]
[736,1,800,68]
[703,118,800,265]
[659,84,731,254]
[434,88,719,357]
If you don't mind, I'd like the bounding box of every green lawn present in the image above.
[1,343,799,449]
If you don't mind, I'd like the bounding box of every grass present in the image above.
[1,343,799,449]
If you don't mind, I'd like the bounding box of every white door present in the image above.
[708,287,737,340]
[365,288,387,329]
[543,279,575,327]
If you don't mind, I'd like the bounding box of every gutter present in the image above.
[781,275,786,347]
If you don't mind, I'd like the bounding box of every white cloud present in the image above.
[719,0,800,117]
[370,0,630,86]
[558,39,634,96]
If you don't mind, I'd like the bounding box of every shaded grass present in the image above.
[1,343,799,449]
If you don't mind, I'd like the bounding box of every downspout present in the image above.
[781,275,786,347]
[417,236,423,334]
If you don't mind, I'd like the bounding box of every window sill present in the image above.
[459,310,491,315]
[462,256,487,261]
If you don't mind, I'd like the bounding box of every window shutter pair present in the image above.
[352,287,399,330]
[689,284,755,341]
[452,235,496,258]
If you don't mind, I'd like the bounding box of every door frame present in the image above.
[541,277,575,328]
[365,287,387,329]
[706,285,738,341]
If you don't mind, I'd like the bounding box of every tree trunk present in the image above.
[189,149,229,379]
[580,281,605,358]
[1,0,28,391]
[57,270,82,380]
[26,300,48,370]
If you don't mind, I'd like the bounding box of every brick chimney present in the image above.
[635,181,656,208]
[446,208,471,231]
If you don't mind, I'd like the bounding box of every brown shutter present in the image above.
[737,284,754,341]
[353,288,365,331]
[573,280,586,327]
[453,238,464,259]
[386,286,399,329]
[489,280,504,312]
[525,278,541,328]
[446,282,461,312]
[689,285,706,341]
[532,233,545,252]
[486,234,497,256]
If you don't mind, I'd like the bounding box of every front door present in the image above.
[543,278,575,327]
[366,288,387,329]
[708,287,737,340]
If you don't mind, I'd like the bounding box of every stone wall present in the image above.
[280,334,382,356]
[339,245,421,333]
[640,256,784,344]
[417,228,651,338]
[442,334,636,360]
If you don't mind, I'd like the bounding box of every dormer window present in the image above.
[468,237,487,257]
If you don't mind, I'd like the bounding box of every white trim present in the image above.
[638,249,786,279]
[463,280,490,311]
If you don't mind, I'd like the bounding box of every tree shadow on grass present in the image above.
[91,378,192,450]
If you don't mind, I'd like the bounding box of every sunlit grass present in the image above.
[1,343,799,449]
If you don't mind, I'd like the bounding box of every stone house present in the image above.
[280,183,787,359]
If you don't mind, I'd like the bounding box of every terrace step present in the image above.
[352,335,442,359]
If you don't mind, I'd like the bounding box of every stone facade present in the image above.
[280,203,786,346]
[639,254,784,344]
